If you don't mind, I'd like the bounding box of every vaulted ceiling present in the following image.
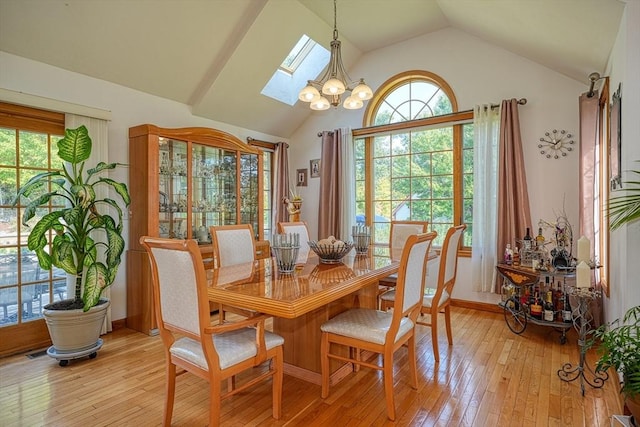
[0,0,625,138]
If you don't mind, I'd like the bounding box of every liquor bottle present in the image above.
[504,243,513,265]
[554,281,564,321]
[530,291,543,320]
[543,291,555,322]
[513,246,520,266]
[535,227,545,250]
[523,227,532,250]
[562,290,573,323]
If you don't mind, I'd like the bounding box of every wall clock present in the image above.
[538,129,575,159]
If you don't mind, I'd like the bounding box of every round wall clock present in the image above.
[538,129,575,159]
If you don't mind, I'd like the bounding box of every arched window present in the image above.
[353,71,473,250]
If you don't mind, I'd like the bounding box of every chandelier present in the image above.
[298,0,373,111]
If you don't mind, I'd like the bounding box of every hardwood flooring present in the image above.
[0,307,623,426]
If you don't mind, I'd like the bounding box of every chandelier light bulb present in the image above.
[352,80,373,100]
[298,84,320,102]
[310,96,331,111]
[343,95,363,110]
[322,78,346,95]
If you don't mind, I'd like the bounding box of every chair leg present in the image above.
[444,305,453,345]
[321,333,330,398]
[209,375,221,427]
[431,311,440,363]
[407,334,418,389]
[163,363,177,427]
[272,347,284,419]
[383,350,396,421]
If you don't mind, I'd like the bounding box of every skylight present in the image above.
[261,34,329,106]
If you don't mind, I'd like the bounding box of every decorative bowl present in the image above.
[308,241,354,264]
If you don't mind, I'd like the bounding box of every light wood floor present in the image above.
[0,307,623,426]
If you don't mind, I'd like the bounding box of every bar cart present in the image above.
[497,263,574,344]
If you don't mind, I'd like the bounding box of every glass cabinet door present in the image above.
[158,137,188,239]
[191,144,237,244]
[240,153,259,237]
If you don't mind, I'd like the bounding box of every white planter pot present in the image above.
[43,298,110,355]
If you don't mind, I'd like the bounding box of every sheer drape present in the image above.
[318,129,343,239]
[496,99,532,292]
[65,114,112,334]
[579,93,599,247]
[339,128,355,239]
[471,104,500,292]
[273,142,290,228]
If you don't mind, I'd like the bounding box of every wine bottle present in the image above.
[523,227,532,250]
[562,291,572,323]
[535,227,545,250]
[543,291,555,322]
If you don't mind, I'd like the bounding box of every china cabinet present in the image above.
[126,124,263,334]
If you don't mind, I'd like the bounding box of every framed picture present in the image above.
[610,83,622,189]
[310,159,321,178]
[297,168,308,187]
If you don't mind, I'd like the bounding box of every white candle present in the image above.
[576,261,590,289]
[577,235,590,263]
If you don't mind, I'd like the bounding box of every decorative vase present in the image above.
[43,298,110,366]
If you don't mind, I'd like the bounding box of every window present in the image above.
[0,102,65,329]
[354,71,473,250]
[262,150,273,241]
[261,34,329,106]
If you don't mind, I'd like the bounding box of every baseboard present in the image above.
[451,298,502,314]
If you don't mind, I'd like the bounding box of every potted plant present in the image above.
[592,162,640,419]
[12,125,130,365]
[591,306,640,421]
[608,162,640,230]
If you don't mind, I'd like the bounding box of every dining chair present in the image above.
[380,224,466,362]
[210,224,256,268]
[320,231,437,421]
[210,224,257,322]
[377,221,430,300]
[139,236,284,427]
[277,221,311,264]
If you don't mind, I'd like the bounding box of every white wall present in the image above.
[289,27,587,305]
[0,52,286,322]
[604,1,640,323]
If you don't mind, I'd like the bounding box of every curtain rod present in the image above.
[490,98,527,109]
[317,131,334,137]
[322,98,527,137]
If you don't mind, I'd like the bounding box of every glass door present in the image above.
[158,137,188,240]
[191,144,237,244]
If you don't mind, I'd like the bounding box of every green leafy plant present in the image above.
[12,125,130,311]
[590,306,640,399]
[608,162,640,230]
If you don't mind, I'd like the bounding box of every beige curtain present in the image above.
[579,93,599,247]
[65,114,112,334]
[273,142,290,228]
[496,99,531,292]
[318,130,343,239]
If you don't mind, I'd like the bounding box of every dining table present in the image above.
[206,249,400,385]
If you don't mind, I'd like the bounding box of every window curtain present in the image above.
[471,104,500,292]
[579,93,599,248]
[496,99,532,292]
[273,142,290,228]
[65,114,112,334]
[318,129,344,239]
